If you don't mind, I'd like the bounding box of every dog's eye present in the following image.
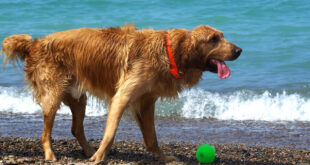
[210,35,219,43]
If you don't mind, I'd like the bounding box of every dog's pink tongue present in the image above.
[215,60,231,79]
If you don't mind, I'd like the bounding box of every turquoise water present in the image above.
[1,0,310,121]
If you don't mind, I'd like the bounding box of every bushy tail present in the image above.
[1,34,33,64]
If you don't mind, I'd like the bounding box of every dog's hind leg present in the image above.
[63,93,95,157]
[132,95,179,162]
[40,92,62,161]
[34,65,69,161]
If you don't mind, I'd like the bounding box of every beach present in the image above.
[1,137,310,164]
[1,115,310,164]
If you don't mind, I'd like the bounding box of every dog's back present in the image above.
[2,25,140,101]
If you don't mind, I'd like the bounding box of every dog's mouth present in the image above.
[205,59,231,79]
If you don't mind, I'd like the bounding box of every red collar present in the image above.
[166,34,181,79]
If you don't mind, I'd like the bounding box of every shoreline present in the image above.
[1,137,309,164]
[2,114,310,150]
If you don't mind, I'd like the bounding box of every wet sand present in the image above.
[1,137,310,164]
[1,114,310,150]
[1,114,310,164]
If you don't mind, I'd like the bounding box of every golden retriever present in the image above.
[1,24,241,163]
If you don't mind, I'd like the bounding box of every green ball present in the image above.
[196,144,216,163]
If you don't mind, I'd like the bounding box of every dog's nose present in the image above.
[233,47,242,58]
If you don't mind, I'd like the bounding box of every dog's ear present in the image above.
[168,29,192,50]
[190,26,204,47]
[190,25,217,46]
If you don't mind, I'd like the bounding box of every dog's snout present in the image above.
[233,47,242,58]
[234,47,242,55]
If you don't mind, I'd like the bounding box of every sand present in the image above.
[1,137,310,165]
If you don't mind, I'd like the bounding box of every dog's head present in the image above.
[183,25,242,79]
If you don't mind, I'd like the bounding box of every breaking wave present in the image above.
[1,87,310,122]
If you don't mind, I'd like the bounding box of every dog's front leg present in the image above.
[90,94,128,163]
[90,78,146,163]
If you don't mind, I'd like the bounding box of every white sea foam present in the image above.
[1,87,310,122]
[180,89,310,121]
[0,87,108,116]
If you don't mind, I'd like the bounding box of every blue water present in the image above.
[0,0,310,121]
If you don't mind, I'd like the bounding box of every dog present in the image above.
[1,24,241,163]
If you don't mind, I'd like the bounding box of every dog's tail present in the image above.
[1,34,33,64]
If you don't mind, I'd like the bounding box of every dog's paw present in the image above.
[90,151,106,164]
[84,146,96,157]
[45,150,57,161]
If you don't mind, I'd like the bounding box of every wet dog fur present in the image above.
[1,24,241,163]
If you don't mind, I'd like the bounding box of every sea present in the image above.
[0,0,310,150]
